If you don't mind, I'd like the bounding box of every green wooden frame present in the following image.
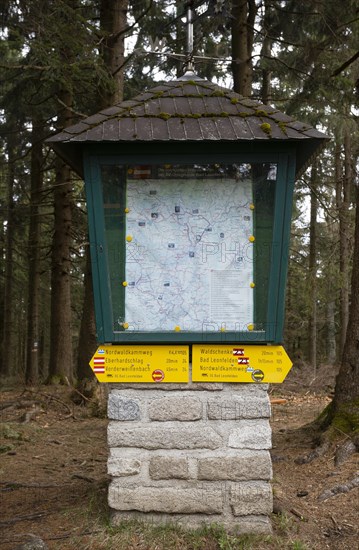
[83,142,296,345]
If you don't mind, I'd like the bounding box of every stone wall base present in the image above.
[107,381,273,534]
[110,511,272,534]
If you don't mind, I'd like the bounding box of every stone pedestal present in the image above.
[107,381,272,534]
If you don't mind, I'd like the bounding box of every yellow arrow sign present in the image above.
[192,345,292,383]
[89,345,189,383]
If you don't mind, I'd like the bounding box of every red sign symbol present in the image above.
[93,356,105,373]
[233,348,244,356]
[152,369,165,382]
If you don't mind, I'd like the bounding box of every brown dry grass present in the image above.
[0,365,358,549]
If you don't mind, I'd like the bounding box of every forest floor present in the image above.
[0,363,358,550]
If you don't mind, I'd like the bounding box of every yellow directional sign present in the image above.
[192,345,292,383]
[89,345,189,383]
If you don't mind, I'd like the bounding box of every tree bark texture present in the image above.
[100,0,129,106]
[308,166,317,373]
[48,88,74,383]
[337,129,351,357]
[76,248,97,381]
[1,131,16,377]
[260,0,272,104]
[76,0,129,382]
[326,299,337,365]
[231,0,256,96]
[25,118,44,384]
[332,184,359,413]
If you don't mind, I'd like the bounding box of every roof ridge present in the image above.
[46,76,330,182]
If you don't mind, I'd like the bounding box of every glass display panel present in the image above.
[100,163,277,337]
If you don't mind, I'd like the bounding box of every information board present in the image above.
[124,165,254,333]
[192,344,292,383]
[89,345,189,383]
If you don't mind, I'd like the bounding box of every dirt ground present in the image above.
[0,363,358,550]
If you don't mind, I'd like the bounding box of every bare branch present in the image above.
[0,63,50,71]
[54,95,87,119]
[332,50,359,77]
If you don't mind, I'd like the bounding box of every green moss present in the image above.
[318,399,359,435]
[255,109,269,117]
[164,94,205,99]
[260,122,272,135]
[0,423,22,440]
[210,90,226,97]
[317,402,332,423]
[153,91,164,98]
[117,110,279,122]
[278,121,288,135]
[230,97,239,105]
[0,443,14,454]
[189,81,219,91]
[158,112,171,121]
[120,112,233,120]
[332,399,359,434]
[47,374,63,384]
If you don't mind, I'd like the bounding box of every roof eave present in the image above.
[50,143,84,178]
[50,133,330,181]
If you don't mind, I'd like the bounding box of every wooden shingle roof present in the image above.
[47,72,329,178]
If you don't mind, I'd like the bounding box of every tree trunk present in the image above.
[76,247,97,381]
[330,183,359,427]
[326,299,336,365]
[25,117,44,385]
[100,0,129,105]
[1,130,16,377]
[260,0,272,104]
[308,166,317,373]
[48,88,74,383]
[337,129,351,357]
[76,0,128,383]
[231,0,256,96]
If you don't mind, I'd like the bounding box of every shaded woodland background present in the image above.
[0,0,358,394]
